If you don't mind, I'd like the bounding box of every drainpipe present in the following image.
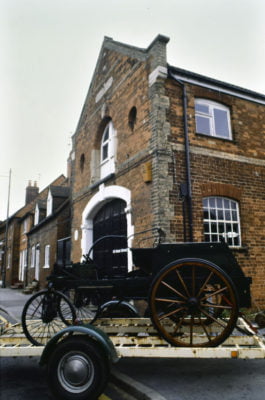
[168,70,193,242]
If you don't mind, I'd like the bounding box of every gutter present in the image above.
[168,69,193,242]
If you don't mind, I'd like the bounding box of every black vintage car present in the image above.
[22,237,251,348]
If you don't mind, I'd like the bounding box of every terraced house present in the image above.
[69,34,265,307]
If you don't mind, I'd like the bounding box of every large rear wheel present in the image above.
[149,259,239,347]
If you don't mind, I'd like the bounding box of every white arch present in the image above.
[81,184,134,269]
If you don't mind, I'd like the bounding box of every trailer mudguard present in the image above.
[39,324,119,366]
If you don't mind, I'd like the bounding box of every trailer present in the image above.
[1,317,265,400]
[1,237,264,399]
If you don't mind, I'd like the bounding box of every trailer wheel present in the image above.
[22,289,76,346]
[149,259,239,347]
[47,336,109,400]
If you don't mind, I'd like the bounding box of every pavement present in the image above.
[0,287,34,327]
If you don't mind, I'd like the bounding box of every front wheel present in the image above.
[22,289,76,346]
[47,336,109,400]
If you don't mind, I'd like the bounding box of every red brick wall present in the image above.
[166,79,265,306]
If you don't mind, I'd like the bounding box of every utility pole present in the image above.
[2,169,11,288]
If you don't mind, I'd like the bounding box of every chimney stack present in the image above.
[25,180,39,204]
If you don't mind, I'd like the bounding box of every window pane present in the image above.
[196,116,211,135]
[103,126,109,141]
[231,202,237,210]
[205,234,210,242]
[211,222,217,233]
[210,210,216,219]
[203,210,209,219]
[195,103,209,114]
[224,199,230,208]
[214,108,230,138]
[218,209,224,220]
[209,198,216,208]
[216,198,223,208]
[204,223,209,233]
[218,223,225,234]
[225,210,231,220]
[102,144,108,160]
[202,198,208,207]
[234,236,239,246]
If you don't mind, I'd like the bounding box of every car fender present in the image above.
[39,324,119,366]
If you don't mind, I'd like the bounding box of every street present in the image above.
[116,357,265,400]
[0,356,136,400]
[2,353,265,400]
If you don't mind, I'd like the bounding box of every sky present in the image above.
[0,0,265,221]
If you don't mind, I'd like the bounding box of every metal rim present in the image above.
[57,351,94,394]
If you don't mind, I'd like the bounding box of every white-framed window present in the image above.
[203,197,241,247]
[34,204,40,225]
[100,121,116,179]
[7,252,11,269]
[44,245,50,268]
[35,244,40,280]
[23,219,27,233]
[19,249,27,281]
[46,189,53,216]
[31,246,35,268]
[195,99,232,140]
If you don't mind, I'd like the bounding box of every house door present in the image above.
[57,237,71,267]
[93,199,127,278]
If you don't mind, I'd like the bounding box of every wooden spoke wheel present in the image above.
[149,259,239,347]
[22,289,76,346]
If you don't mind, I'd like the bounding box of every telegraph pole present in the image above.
[2,169,11,288]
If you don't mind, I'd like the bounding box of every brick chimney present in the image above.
[25,180,39,204]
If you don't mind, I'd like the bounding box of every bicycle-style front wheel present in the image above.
[22,289,76,346]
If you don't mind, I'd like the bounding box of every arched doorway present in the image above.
[81,185,134,271]
[93,199,127,278]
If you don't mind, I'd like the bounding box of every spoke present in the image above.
[158,306,186,321]
[192,266,196,296]
[52,319,64,329]
[200,286,229,302]
[201,303,232,310]
[28,323,43,334]
[199,307,227,328]
[172,315,185,335]
[198,316,212,342]
[196,271,214,298]
[190,315,194,346]
[175,269,191,297]
[161,280,188,301]
[155,297,185,304]
[30,298,44,318]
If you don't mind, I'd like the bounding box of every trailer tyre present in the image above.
[47,336,109,400]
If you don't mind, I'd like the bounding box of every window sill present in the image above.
[196,132,233,142]
[43,265,50,269]
[230,245,249,254]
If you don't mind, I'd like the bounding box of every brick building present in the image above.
[27,183,71,286]
[0,176,70,288]
[69,34,265,307]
